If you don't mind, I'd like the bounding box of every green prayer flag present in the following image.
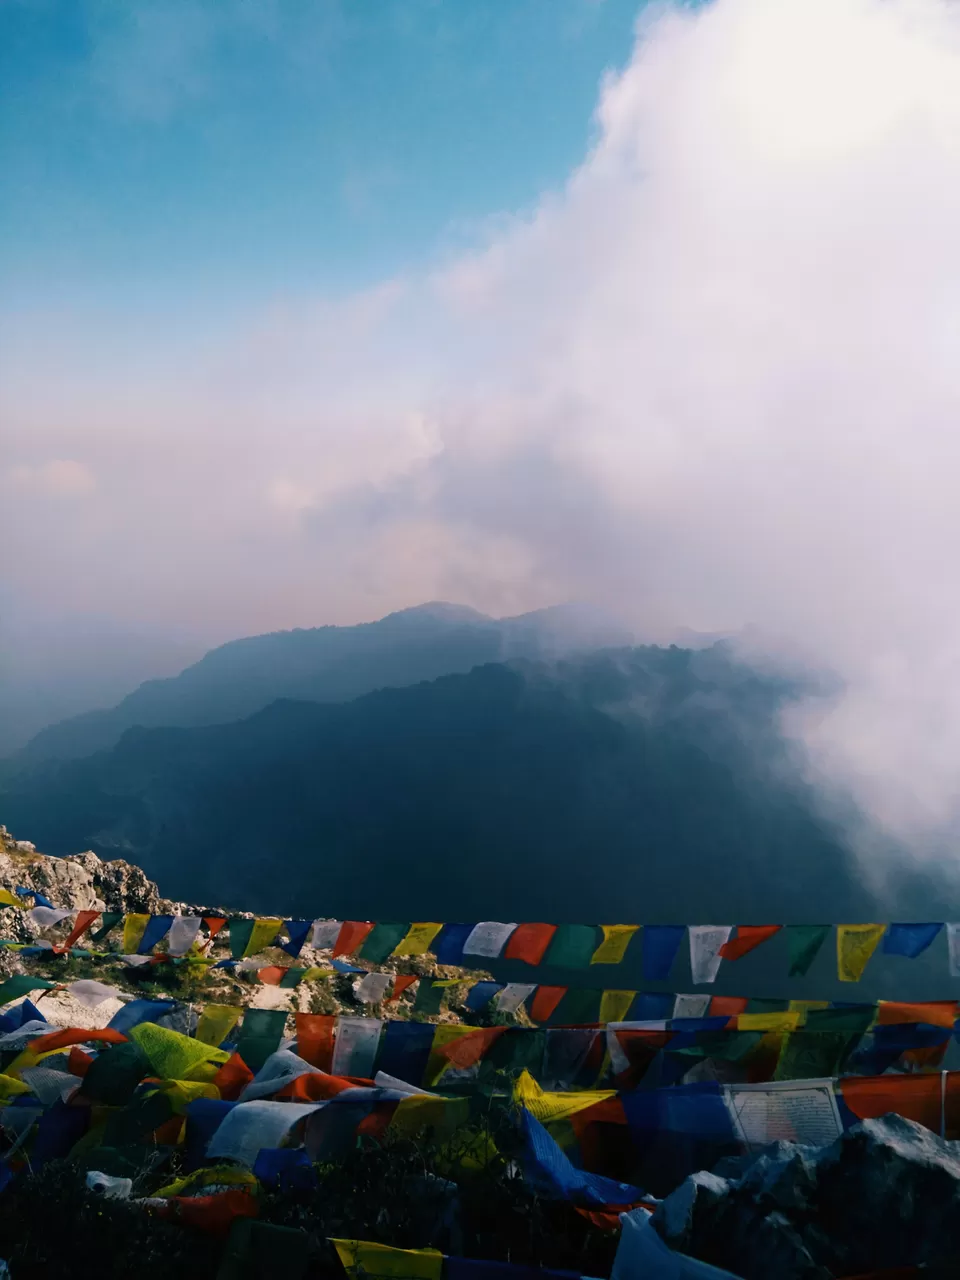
[360,922,411,965]
[804,1005,876,1034]
[279,968,307,989]
[787,925,831,976]
[236,1008,288,1072]
[544,925,601,970]
[90,912,123,943]
[774,1030,860,1081]
[551,987,602,1026]
[479,1028,546,1080]
[81,1041,151,1106]
[0,975,55,1006]
[673,1031,764,1062]
[229,918,256,960]
[414,981,447,1016]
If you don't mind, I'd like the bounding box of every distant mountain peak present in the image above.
[382,601,492,625]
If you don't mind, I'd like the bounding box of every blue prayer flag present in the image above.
[108,1000,177,1034]
[519,1108,646,1207]
[280,919,313,959]
[642,925,685,981]
[433,923,474,966]
[377,1021,436,1087]
[882,923,942,959]
[466,981,503,1011]
[137,915,174,954]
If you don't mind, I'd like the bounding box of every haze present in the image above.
[4,0,960,853]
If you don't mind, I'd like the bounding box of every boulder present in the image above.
[652,1114,960,1278]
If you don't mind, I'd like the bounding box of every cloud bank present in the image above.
[6,0,960,847]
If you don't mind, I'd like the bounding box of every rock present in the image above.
[0,825,166,915]
[652,1115,960,1278]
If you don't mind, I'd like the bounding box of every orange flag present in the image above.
[719,925,782,961]
[53,909,100,955]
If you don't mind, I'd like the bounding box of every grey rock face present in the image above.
[653,1114,960,1278]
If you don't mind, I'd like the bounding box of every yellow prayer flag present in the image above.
[332,1241,444,1280]
[156,1165,257,1199]
[390,1094,469,1139]
[837,924,886,982]
[154,1078,220,1113]
[737,1011,801,1032]
[591,925,640,964]
[513,1069,615,1123]
[195,1004,243,1047]
[0,1073,30,1101]
[0,890,23,909]
[599,990,636,1024]
[122,913,151,954]
[787,1000,830,1026]
[391,922,444,957]
[422,1025,477,1086]
[243,917,283,959]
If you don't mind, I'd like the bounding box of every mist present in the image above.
[5,0,960,852]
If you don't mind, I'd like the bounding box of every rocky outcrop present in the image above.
[0,825,169,917]
[653,1114,960,1278]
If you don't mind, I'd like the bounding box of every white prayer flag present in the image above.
[688,925,733,985]
[495,983,537,1014]
[310,920,342,951]
[331,1017,383,1078]
[166,916,203,957]
[463,922,517,958]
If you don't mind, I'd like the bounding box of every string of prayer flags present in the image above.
[837,923,886,982]
[787,924,831,976]
[642,925,685,980]
[591,925,639,965]
[720,925,782,961]
[882,923,942,959]
[688,925,733,985]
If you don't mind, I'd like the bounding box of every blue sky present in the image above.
[2,0,642,313]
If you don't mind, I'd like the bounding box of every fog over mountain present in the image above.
[6,0,960,871]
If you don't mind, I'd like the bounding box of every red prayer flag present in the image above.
[256,966,288,986]
[505,923,557,965]
[528,985,567,1023]
[719,925,782,961]
[32,1027,127,1055]
[876,1000,957,1028]
[203,916,228,937]
[389,974,418,1001]
[53,909,100,955]
[157,1190,258,1236]
[212,1053,254,1101]
[294,1012,336,1070]
[709,996,750,1016]
[436,1026,509,1069]
[333,921,375,957]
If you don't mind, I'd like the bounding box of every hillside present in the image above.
[14,601,633,764]
[0,644,908,929]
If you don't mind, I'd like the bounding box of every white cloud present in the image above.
[6,0,960,850]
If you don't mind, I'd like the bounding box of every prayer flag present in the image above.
[786,924,831,976]
[89,912,122,943]
[544,924,600,969]
[591,926,639,965]
[432,923,473,965]
[642,926,684,981]
[527,986,566,1023]
[196,1005,243,1047]
[356,972,392,1004]
[463,922,518,959]
[947,923,960,977]
[294,1013,335,1070]
[359,922,411,964]
[331,1017,382,1078]
[121,913,150,955]
[390,974,418,1001]
[333,921,375,957]
[719,925,782,961]
[48,909,98,955]
[495,983,537,1015]
[883,922,942,958]
[688,926,732,984]
[235,1009,288,1073]
[465,981,503,1011]
[332,1240,443,1280]
[600,990,636,1025]
[310,919,341,950]
[837,924,886,982]
[137,914,174,955]
[280,920,312,959]
[377,1020,435,1085]
[167,916,203,957]
[243,917,283,959]
[0,890,22,909]
[0,975,56,1006]
[391,922,444,957]
[505,923,557,965]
